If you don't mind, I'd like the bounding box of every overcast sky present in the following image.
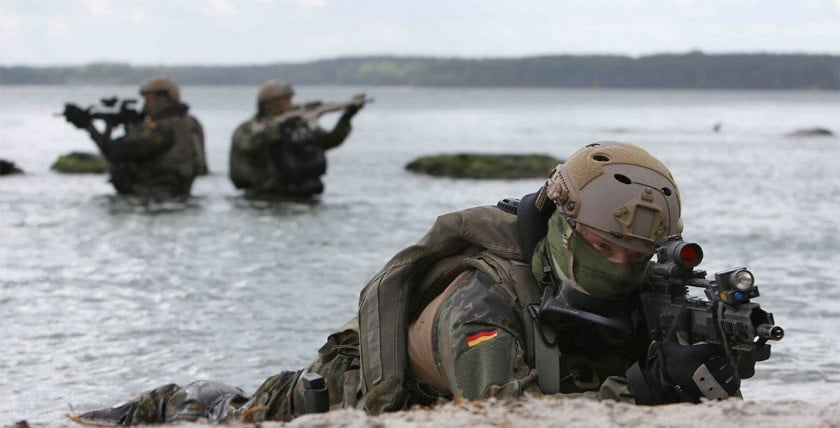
[1,0,838,66]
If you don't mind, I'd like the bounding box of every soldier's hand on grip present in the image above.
[342,93,367,120]
[63,104,92,129]
[626,309,740,404]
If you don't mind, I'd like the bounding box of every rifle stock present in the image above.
[266,93,371,129]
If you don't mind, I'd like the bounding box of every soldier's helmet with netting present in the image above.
[257,80,295,105]
[139,76,180,101]
[539,141,682,254]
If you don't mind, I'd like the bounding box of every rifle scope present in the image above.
[664,241,703,267]
[652,237,704,277]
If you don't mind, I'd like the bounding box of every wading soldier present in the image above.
[229,81,363,199]
[63,76,207,197]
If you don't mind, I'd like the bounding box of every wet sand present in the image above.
[49,395,840,428]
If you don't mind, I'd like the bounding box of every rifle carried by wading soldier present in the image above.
[57,96,144,155]
[269,93,371,131]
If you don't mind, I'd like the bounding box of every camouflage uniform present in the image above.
[77,142,741,425]
[76,203,647,426]
[406,269,645,402]
[106,101,205,197]
[229,109,352,199]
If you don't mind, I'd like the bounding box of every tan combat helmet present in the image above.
[139,76,180,101]
[257,80,294,105]
[539,142,682,254]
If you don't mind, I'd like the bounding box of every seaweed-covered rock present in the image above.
[0,158,24,176]
[406,153,562,179]
[785,127,835,138]
[51,151,108,174]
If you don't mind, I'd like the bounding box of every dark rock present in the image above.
[51,151,108,174]
[785,128,835,138]
[0,158,24,176]
[406,153,563,179]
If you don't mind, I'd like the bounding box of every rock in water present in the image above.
[406,153,562,179]
[784,127,835,138]
[51,151,108,174]
[0,158,24,176]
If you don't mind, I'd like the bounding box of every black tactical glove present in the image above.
[340,93,366,121]
[626,309,741,404]
[63,104,92,129]
[342,103,361,120]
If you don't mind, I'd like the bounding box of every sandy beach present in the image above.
[28,395,835,428]
[265,396,840,428]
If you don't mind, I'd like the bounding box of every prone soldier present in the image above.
[74,142,782,424]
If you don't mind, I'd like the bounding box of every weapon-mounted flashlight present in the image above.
[714,267,759,305]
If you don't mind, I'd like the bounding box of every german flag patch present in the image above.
[466,329,498,347]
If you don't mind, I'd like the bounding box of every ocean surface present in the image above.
[1,86,838,425]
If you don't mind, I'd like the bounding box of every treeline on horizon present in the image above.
[1,52,837,90]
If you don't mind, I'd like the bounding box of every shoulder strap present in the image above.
[358,205,526,414]
[532,316,563,394]
[517,192,555,263]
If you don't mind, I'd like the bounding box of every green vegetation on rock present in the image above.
[406,153,563,179]
[51,151,108,174]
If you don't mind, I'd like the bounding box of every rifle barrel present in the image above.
[756,324,785,341]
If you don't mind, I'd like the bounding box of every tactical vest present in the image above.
[133,103,200,188]
[357,204,545,414]
[273,118,327,185]
[150,113,201,181]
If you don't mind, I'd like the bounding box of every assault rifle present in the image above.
[58,96,144,130]
[268,93,371,130]
[639,235,784,378]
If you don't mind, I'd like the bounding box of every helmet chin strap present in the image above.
[560,216,580,288]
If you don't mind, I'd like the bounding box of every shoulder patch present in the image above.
[467,329,498,347]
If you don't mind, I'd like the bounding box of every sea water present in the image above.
[1,86,838,425]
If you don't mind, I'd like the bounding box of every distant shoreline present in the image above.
[2,52,838,90]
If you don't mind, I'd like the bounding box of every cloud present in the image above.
[0,9,23,36]
[377,23,400,41]
[80,0,117,18]
[46,17,74,40]
[126,7,149,23]
[299,0,327,8]
[0,8,23,63]
[202,0,239,16]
